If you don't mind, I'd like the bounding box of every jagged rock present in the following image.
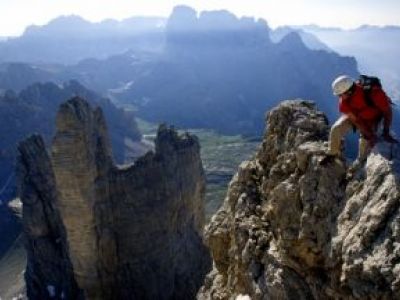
[198,100,400,299]
[17,97,211,299]
[0,80,142,205]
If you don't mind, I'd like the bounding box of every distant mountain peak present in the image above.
[270,26,332,52]
[23,15,90,36]
[199,9,237,23]
[47,14,88,25]
[355,24,400,31]
[167,5,270,33]
[278,31,305,48]
[170,5,198,20]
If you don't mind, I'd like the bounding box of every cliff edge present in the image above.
[17,97,211,299]
[198,100,400,299]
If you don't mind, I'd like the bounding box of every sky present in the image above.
[0,0,399,36]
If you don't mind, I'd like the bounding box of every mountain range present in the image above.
[0,15,166,64]
[0,6,360,136]
[0,7,397,142]
[113,6,358,134]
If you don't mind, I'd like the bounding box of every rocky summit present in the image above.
[198,100,400,299]
[17,97,211,300]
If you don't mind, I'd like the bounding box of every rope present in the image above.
[0,172,15,202]
[390,143,393,160]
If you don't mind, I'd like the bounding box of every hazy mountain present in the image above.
[114,6,358,134]
[0,6,364,137]
[0,81,141,202]
[293,25,400,102]
[0,6,359,136]
[0,15,166,64]
[0,56,151,96]
[0,62,58,92]
[271,26,332,52]
[60,50,158,94]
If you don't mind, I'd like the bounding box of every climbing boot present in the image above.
[319,153,346,167]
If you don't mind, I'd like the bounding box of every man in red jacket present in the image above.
[327,75,397,164]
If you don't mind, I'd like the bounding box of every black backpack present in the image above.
[357,75,394,107]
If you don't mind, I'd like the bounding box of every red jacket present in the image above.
[339,84,392,138]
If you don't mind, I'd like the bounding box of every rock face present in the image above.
[198,100,400,299]
[17,97,211,299]
[17,135,80,299]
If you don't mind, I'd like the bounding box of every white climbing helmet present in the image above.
[332,75,354,96]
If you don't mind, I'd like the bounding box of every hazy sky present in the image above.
[1,0,399,36]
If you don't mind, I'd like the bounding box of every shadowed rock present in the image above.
[17,135,81,299]
[18,97,211,299]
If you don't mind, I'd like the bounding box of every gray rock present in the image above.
[198,100,400,299]
[18,97,211,299]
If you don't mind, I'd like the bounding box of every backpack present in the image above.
[357,74,394,107]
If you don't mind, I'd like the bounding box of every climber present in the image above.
[324,74,397,167]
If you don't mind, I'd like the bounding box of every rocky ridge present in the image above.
[198,100,400,299]
[17,97,211,299]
